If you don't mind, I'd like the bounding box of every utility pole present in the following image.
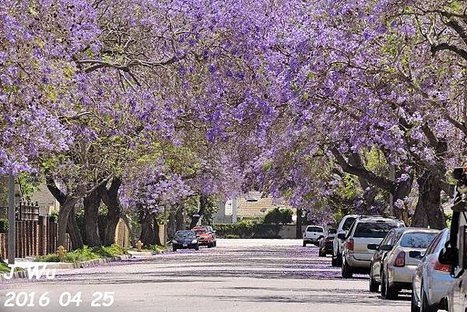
[8,173,15,265]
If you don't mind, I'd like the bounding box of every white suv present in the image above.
[303,225,325,246]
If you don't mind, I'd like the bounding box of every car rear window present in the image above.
[399,232,438,248]
[354,222,397,238]
[342,217,356,231]
[307,227,324,232]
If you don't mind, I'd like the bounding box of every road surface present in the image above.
[0,239,410,312]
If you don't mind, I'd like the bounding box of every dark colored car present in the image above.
[192,226,216,248]
[172,230,199,252]
[319,229,337,257]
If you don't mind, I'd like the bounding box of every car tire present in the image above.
[319,248,326,257]
[213,241,217,247]
[342,258,353,278]
[173,246,177,252]
[369,270,379,293]
[194,245,199,251]
[382,272,398,300]
[303,241,307,247]
[420,288,437,312]
[332,256,338,267]
[411,290,421,312]
[208,243,213,248]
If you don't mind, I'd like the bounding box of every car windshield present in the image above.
[328,229,337,234]
[342,217,356,231]
[194,229,207,235]
[353,222,397,238]
[399,232,438,248]
[175,231,195,238]
[307,227,323,232]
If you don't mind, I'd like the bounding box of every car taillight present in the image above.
[433,260,451,272]
[346,239,354,251]
[394,251,406,267]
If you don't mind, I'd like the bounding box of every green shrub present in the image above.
[93,244,127,258]
[35,254,61,262]
[148,245,166,253]
[0,219,8,233]
[49,212,58,223]
[215,221,281,238]
[225,234,240,239]
[263,208,293,224]
[0,261,23,273]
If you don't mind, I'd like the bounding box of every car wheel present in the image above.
[342,258,353,278]
[319,248,326,257]
[303,241,307,247]
[382,272,398,300]
[213,241,217,247]
[208,243,213,248]
[369,269,379,293]
[194,245,199,251]
[331,256,338,267]
[420,288,437,312]
[173,246,177,252]
[411,290,421,312]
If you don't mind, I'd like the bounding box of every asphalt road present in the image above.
[0,239,410,312]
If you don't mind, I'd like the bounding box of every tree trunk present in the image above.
[175,206,184,231]
[190,195,207,229]
[411,170,446,229]
[83,188,101,247]
[154,220,162,246]
[140,214,155,246]
[57,198,77,248]
[67,207,84,249]
[296,208,303,239]
[100,178,122,246]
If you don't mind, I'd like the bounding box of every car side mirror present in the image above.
[337,233,346,240]
[379,245,393,251]
[409,250,423,259]
[367,244,379,251]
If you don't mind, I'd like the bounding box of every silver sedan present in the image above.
[412,228,453,312]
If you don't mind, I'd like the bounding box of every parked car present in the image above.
[319,229,337,257]
[333,214,360,266]
[303,225,325,246]
[436,167,467,312]
[367,227,439,299]
[412,228,452,312]
[172,230,199,251]
[192,226,216,248]
[340,216,405,278]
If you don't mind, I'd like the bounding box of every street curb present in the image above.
[0,255,132,281]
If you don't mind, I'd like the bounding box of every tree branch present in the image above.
[431,42,467,60]
[330,147,396,193]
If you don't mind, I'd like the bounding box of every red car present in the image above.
[192,226,216,248]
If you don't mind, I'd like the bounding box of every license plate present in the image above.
[183,244,187,247]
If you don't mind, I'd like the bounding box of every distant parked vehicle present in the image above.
[172,230,199,251]
[412,228,452,312]
[303,225,325,246]
[368,227,439,300]
[319,229,337,257]
[333,215,360,266]
[341,216,405,278]
[192,226,216,248]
